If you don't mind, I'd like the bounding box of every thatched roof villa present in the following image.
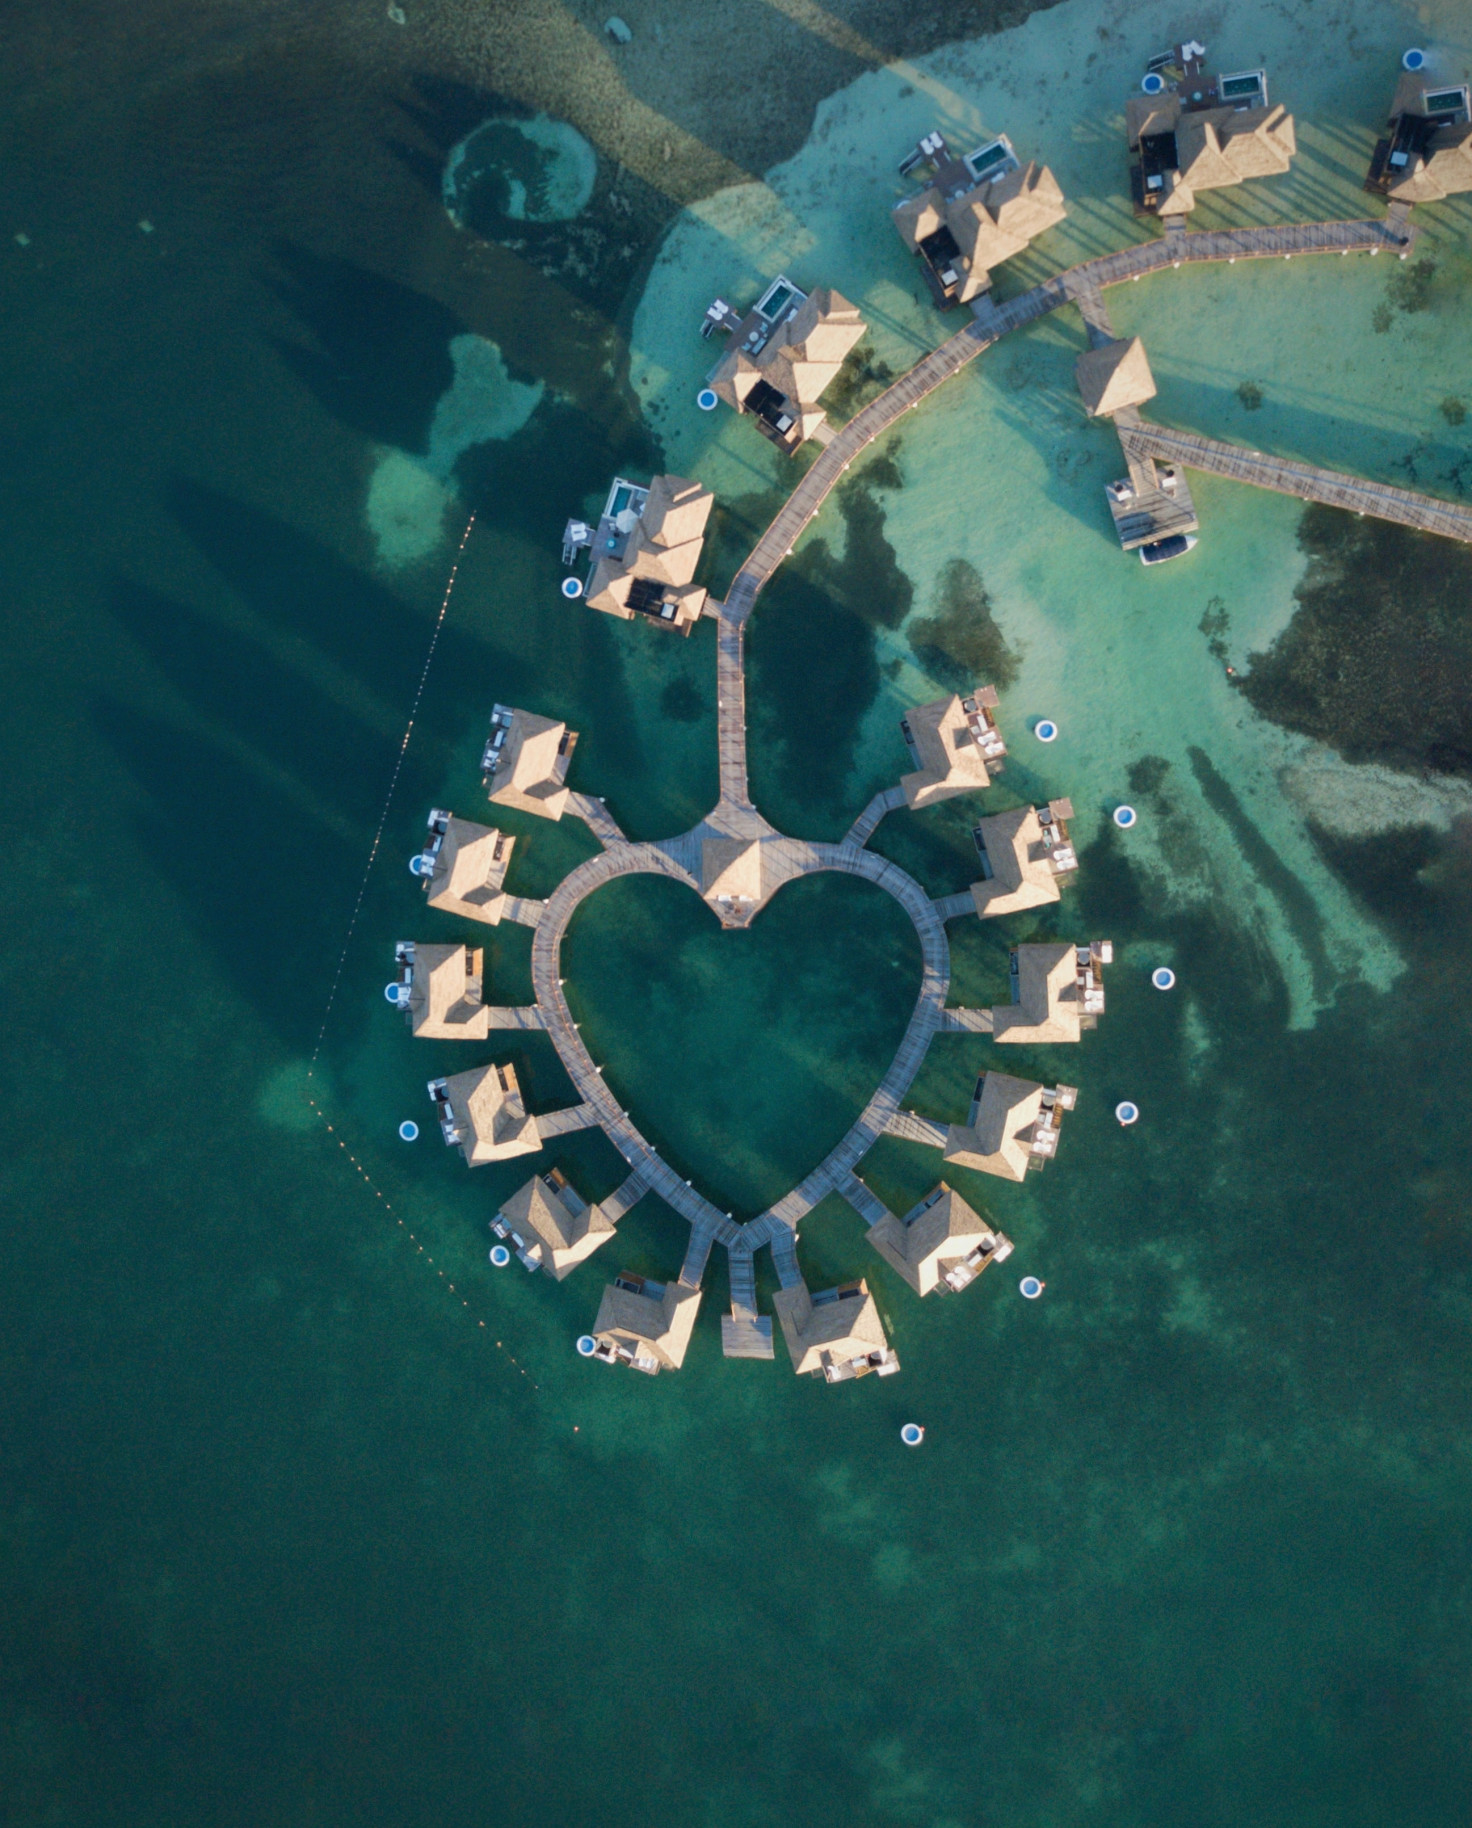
[589,1273,702,1374]
[992,941,1111,1044]
[416,810,516,925]
[582,473,715,633]
[393,940,492,1039]
[970,800,1078,917]
[899,687,1007,810]
[943,1072,1078,1182]
[428,1061,541,1165]
[704,276,867,453]
[772,1279,899,1381]
[1126,46,1295,220]
[868,1182,1014,1296]
[1367,68,1472,202]
[893,131,1066,308]
[482,703,577,821]
[494,1168,615,1279]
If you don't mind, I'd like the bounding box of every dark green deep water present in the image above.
[4,8,1472,1826]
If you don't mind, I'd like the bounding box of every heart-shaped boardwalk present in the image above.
[409,203,1472,1372]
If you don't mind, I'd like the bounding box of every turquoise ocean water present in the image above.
[3,2,1472,1822]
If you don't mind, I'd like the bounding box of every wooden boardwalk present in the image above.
[567,792,626,849]
[1118,422,1472,544]
[933,891,976,922]
[483,1004,545,1030]
[715,608,754,810]
[845,784,905,846]
[721,214,1412,627]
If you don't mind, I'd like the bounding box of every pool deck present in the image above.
[442,195,1472,1367]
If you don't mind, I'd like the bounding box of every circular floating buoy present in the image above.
[1114,804,1137,828]
[561,576,583,600]
[1116,1101,1140,1126]
[398,1120,419,1142]
[697,387,719,411]
[384,982,406,1005]
[900,1423,925,1447]
[409,853,429,876]
[575,1334,597,1356]
[490,1244,512,1268]
[1403,47,1426,71]
[1035,719,1059,743]
[1141,71,1165,94]
[1020,1276,1044,1300]
[1152,966,1176,991]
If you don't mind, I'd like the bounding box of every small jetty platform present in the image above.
[1117,421,1472,544]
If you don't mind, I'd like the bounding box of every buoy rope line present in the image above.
[302,1095,541,1390]
[309,512,476,1070]
[293,514,543,1392]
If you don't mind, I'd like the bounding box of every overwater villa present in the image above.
[892,131,1066,308]
[428,1061,541,1165]
[1077,337,1157,419]
[993,940,1112,1044]
[393,941,493,1040]
[943,1072,1078,1182]
[589,1273,702,1374]
[700,837,764,927]
[772,1278,900,1382]
[868,1182,1013,1296]
[1366,66,1472,202]
[900,686,1007,810]
[493,1167,615,1279]
[971,800,1077,917]
[564,473,715,633]
[482,703,577,821]
[1127,42,1295,219]
[702,276,867,452]
[413,809,516,925]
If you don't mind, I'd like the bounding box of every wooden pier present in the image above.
[1117,421,1472,544]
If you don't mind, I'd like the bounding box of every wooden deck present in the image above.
[1118,421,1472,544]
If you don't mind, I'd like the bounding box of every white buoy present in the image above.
[576,1334,598,1356]
[1020,1276,1044,1299]
[398,1120,419,1142]
[489,1244,511,1268]
[1114,804,1138,828]
[1152,967,1176,991]
[900,1423,925,1447]
[1116,1101,1140,1126]
[697,388,719,411]
[561,576,583,600]
[1035,719,1059,743]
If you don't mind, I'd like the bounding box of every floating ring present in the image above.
[697,388,719,411]
[900,1423,925,1447]
[1152,967,1176,991]
[561,576,583,600]
[1020,1276,1044,1299]
[1035,719,1059,743]
[490,1244,512,1268]
[1115,1101,1140,1126]
[1114,804,1137,828]
[398,1120,419,1142]
[575,1334,597,1356]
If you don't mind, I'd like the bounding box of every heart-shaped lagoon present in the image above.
[560,871,922,1217]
